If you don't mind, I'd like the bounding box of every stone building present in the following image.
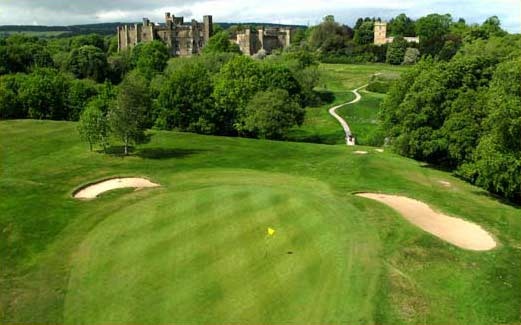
[117,13,213,57]
[374,21,419,45]
[235,27,293,56]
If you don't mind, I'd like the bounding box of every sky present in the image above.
[0,0,519,32]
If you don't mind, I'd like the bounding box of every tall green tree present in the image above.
[132,41,170,78]
[353,21,374,45]
[416,14,452,56]
[156,62,214,133]
[19,68,70,120]
[66,45,108,82]
[108,71,151,155]
[0,74,26,118]
[202,31,241,54]
[462,58,521,201]
[243,89,305,139]
[213,56,263,134]
[388,13,416,37]
[78,100,110,152]
[66,79,98,120]
[309,15,353,51]
[386,36,408,65]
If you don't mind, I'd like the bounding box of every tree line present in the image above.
[378,27,520,202]
[295,13,509,66]
[0,30,319,154]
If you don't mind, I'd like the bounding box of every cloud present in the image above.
[0,0,519,32]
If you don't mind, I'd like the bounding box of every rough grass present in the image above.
[1,120,520,324]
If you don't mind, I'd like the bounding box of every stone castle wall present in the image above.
[117,13,213,57]
[373,21,419,45]
[236,27,293,56]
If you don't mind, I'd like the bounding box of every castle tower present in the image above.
[203,15,213,45]
[165,12,173,29]
[374,21,388,45]
[258,27,265,51]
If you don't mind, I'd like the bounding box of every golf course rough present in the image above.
[73,177,160,199]
[356,193,497,251]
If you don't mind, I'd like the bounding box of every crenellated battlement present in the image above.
[117,13,213,57]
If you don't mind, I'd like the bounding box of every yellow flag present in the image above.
[267,227,276,236]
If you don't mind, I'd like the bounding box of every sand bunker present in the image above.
[438,180,451,187]
[354,151,368,155]
[356,193,496,251]
[375,149,384,153]
[74,178,159,199]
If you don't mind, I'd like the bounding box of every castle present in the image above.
[235,27,294,56]
[374,21,419,45]
[117,13,213,57]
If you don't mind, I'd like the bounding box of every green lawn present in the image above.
[289,63,408,145]
[1,120,520,324]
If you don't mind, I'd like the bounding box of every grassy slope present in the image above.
[1,120,520,324]
[289,63,409,145]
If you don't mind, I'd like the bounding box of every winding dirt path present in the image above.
[328,85,367,146]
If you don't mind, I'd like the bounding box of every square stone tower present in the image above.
[374,21,388,45]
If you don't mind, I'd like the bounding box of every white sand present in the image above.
[438,180,451,187]
[74,178,159,199]
[354,151,369,155]
[356,193,496,251]
[375,149,384,153]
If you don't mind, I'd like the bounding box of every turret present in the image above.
[374,21,388,45]
[203,15,213,45]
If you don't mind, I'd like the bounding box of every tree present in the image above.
[66,45,108,82]
[213,56,263,134]
[353,21,374,45]
[156,62,214,133]
[462,58,521,201]
[0,35,53,74]
[108,71,151,155]
[309,16,352,51]
[0,74,26,119]
[70,34,106,51]
[386,36,408,65]
[416,14,452,56]
[18,68,70,120]
[78,100,110,152]
[243,89,305,139]
[480,16,507,38]
[132,41,169,78]
[108,50,133,83]
[66,79,99,121]
[202,31,241,54]
[388,14,416,37]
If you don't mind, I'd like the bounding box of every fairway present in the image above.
[1,120,520,324]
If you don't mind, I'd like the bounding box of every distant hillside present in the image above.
[0,23,122,37]
[0,22,306,38]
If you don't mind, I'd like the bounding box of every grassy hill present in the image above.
[1,119,520,324]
